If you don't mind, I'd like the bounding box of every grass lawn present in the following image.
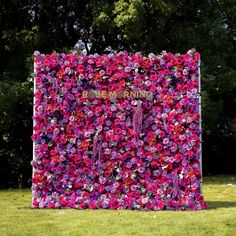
[0,176,236,236]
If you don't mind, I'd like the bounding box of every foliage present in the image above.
[0,0,236,187]
[0,80,33,187]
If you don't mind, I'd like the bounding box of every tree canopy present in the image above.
[0,0,236,187]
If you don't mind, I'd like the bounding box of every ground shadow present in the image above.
[207,201,236,209]
[18,201,236,210]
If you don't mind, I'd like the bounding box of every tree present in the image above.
[0,0,236,187]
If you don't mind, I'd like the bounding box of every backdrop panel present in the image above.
[32,50,207,210]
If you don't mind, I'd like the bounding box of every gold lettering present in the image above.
[130,91,136,98]
[88,90,95,98]
[139,91,146,98]
[82,89,153,100]
[82,91,88,98]
[109,91,117,97]
[101,90,107,99]
[123,91,129,98]
[146,92,153,100]
[94,90,100,98]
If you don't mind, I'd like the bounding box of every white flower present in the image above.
[183,69,188,75]
[141,197,149,204]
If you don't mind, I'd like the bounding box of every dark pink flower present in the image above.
[32,50,206,210]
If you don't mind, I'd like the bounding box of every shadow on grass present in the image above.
[17,201,236,210]
[203,175,236,185]
[207,201,236,209]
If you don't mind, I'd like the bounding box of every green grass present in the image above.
[1,176,236,236]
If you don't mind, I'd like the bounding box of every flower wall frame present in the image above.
[32,50,207,210]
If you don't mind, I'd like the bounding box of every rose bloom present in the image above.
[32,50,206,210]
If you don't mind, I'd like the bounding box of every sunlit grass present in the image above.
[1,176,236,236]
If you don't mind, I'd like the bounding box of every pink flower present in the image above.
[32,50,206,210]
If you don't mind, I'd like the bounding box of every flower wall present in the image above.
[32,50,207,210]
